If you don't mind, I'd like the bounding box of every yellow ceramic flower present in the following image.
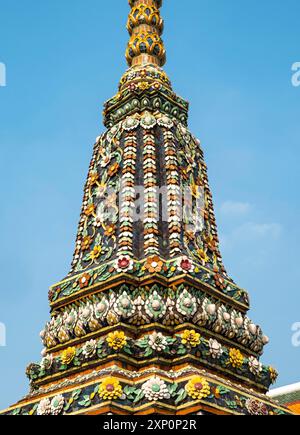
[106,331,127,350]
[99,377,123,400]
[90,245,102,260]
[139,81,150,91]
[269,367,278,383]
[84,204,95,217]
[229,348,244,368]
[61,347,76,365]
[89,171,99,185]
[181,330,201,348]
[197,249,209,265]
[185,376,210,400]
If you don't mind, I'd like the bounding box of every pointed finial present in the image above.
[126,0,166,67]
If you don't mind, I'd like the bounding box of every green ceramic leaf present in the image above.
[175,388,188,405]
[133,389,145,404]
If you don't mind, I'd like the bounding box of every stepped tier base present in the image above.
[1,361,291,416]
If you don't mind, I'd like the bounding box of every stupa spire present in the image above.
[0,1,292,417]
[126,0,166,67]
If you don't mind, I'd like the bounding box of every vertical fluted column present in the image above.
[118,131,138,257]
[143,128,160,255]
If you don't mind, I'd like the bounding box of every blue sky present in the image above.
[0,0,299,409]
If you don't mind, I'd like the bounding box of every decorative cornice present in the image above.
[28,326,276,391]
[2,368,291,416]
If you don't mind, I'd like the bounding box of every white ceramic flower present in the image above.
[208,339,223,359]
[79,304,93,324]
[177,256,195,274]
[100,154,111,168]
[50,395,65,415]
[141,377,171,401]
[65,310,78,330]
[82,339,97,359]
[40,354,53,371]
[37,398,51,415]
[248,356,263,375]
[115,255,134,273]
[148,332,168,352]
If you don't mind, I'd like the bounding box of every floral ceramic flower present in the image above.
[245,398,268,416]
[40,354,53,371]
[61,347,76,366]
[176,290,197,317]
[82,339,97,359]
[214,273,227,290]
[145,256,163,273]
[139,81,150,91]
[205,234,217,252]
[78,273,91,289]
[248,356,262,376]
[79,304,93,324]
[269,367,278,384]
[106,331,127,350]
[104,224,116,237]
[177,256,195,274]
[99,377,123,400]
[229,348,244,369]
[181,330,201,348]
[114,292,135,317]
[37,398,51,415]
[185,376,210,400]
[153,82,162,91]
[65,310,78,330]
[139,69,147,78]
[196,249,209,266]
[108,162,120,177]
[50,395,65,415]
[141,377,170,401]
[128,83,137,92]
[145,291,166,319]
[89,171,99,185]
[208,339,223,359]
[93,214,103,228]
[96,183,107,198]
[90,245,102,261]
[100,154,111,168]
[81,236,92,251]
[148,332,168,352]
[84,203,95,217]
[115,255,134,273]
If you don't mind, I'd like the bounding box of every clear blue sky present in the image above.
[0,0,299,409]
